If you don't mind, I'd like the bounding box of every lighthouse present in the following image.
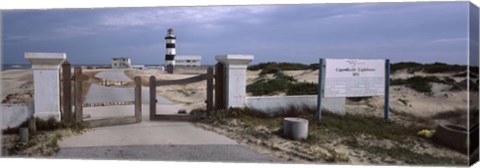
[165,28,176,73]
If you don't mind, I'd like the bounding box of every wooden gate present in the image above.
[66,67,142,127]
[149,66,215,121]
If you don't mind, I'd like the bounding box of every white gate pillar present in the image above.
[215,55,254,108]
[25,52,66,120]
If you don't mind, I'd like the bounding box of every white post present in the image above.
[25,52,66,121]
[215,55,254,108]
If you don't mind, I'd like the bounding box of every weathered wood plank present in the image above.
[150,114,199,122]
[134,76,142,122]
[215,63,226,110]
[74,67,83,123]
[150,76,156,120]
[84,116,139,128]
[62,62,72,122]
[206,66,214,113]
[155,74,208,86]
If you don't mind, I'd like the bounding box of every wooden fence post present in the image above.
[74,67,83,123]
[215,62,226,110]
[149,76,156,120]
[135,76,142,122]
[207,66,214,113]
[62,62,72,122]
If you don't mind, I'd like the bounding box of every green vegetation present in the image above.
[3,118,85,134]
[247,75,297,96]
[2,117,86,156]
[286,82,318,95]
[248,62,313,75]
[248,62,310,71]
[249,61,474,75]
[193,107,465,165]
[247,74,319,96]
[347,97,372,102]
[391,62,468,74]
[246,61,471,95]
[345,139,461,165]
[390,62,423,73]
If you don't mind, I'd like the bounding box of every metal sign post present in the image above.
[316,58,324,123]
[384,59,390,122]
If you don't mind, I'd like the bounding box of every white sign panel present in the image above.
[324,59,385,97]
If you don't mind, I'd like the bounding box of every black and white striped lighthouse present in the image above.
[165,28,176,67]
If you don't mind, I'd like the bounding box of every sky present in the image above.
[1,2,472,65]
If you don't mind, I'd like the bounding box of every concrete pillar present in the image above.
[215,55,254,108]
[25,52,66,120]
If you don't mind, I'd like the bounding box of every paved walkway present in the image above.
[55,69,283,162]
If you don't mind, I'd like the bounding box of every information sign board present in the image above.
[324,59,385,97]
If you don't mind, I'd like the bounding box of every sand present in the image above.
[1,69,34,104]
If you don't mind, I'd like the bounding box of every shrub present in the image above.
[248,62,277,71]
[309,63,320,70]
[2,117,85,135]
[247,75,296,96]
[449,83,464,91]
[391,62,467,74]
[391,76,432,93]
[423,62,466,73]
[391,62,422,73]
[249,62,310,72]
[390,78,406,85]
[259,67,281,75]
[442,77,458,85]
[404,77,433,93]
[453,72,468,77]
[286,82,318,95]
[347,97,372,102]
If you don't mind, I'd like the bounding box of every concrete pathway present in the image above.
[94,69,132,81]
[56,145,281,162]
[55,69,283,162]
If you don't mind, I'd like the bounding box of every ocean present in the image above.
[1,64,114,70]
[2,64,31,70]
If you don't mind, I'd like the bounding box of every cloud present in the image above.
[432,37,467,43]
[98,6,278,27]
[53,25,98,37]
[3,35,29,43]
[2,2,470,65]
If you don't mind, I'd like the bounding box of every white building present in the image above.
[175,55,202,67]
[112,57,131,69]
[131,65,145,70]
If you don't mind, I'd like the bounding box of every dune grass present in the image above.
[193,106,466,165]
